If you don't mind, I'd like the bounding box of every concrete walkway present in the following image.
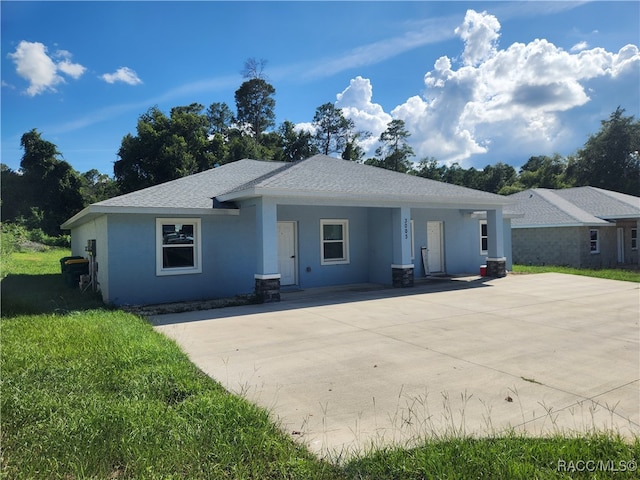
[152,273,639,459]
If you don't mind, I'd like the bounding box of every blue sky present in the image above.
[2,1,639,176]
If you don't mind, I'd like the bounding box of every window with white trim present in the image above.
[156,218,202,275]
[320,219,349,265]
[480,220,488,255]
[589,229,599,254]
[632,228,637,250]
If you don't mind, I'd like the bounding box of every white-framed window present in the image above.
[320,219,349,265]
[479,220,488,255]
[156,218,202,276]
[632,228,638,250]
[589,229,599,254]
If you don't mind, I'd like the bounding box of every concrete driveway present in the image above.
[152,273,639,458]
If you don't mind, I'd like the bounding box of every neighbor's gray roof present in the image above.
[509,187,640,228]
[62,155,513,229]
[553,187,640,219]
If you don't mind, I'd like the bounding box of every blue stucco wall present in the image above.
[104,211,257,305]
[278,204,371,288]
[75,202,512,306]
[410,209,489,277]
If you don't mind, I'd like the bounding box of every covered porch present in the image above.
[249,198,509,302]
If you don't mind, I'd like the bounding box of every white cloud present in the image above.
[57,59,86,79]
[333,9,640,166]
[570,41,589,53]
[335,76,392,151]
[7,41,86,96]
[454,9,501,66]
[100,67,143,85]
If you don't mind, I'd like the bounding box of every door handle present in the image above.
[291,255,295,259]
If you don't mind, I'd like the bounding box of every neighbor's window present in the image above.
[589,229,599,254]
[320,219,349,265]
[480,220,488,255]
[632,228,637,250]
[156,218,202,275]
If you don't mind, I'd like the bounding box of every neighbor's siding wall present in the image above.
[70,215,109,302]
[104,210,257,306]
[512,227,581,267]
[512,225,620,268]
[579,226,617,269]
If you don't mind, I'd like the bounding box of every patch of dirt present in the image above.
[19,240,49,251]
[122,294,260,317]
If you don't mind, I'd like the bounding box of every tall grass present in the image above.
[345,435,640,479]
[2,311,337,479]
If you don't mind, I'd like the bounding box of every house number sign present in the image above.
[403,218,409,240]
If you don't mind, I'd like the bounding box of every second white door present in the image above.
[426,221,444,274]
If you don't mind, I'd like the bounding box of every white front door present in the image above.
[278,222,297,286]
[617,227,625,263]
[426,221,444,274]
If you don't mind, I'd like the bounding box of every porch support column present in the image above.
[391,206,414,287]
[486,207,506,278]
[254,197,280,302]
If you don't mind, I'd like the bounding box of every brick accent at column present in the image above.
[486,258,506,278]
[392,266,414,288]
[255,277,281,303]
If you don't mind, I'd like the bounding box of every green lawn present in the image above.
[2,249,638,479]
[512,264,640,283]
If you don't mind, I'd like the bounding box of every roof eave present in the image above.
[218,187,513,208]
[597,214,640,221]
[511,221,615,229]
[61,204,239,230]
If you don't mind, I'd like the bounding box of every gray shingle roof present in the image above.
[509,187,640,228]
[63,155,513,229]
[220,154,508,205]
[95,160,286,209]
[553,187,640,219]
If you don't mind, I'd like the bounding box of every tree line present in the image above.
[2,58,638,236]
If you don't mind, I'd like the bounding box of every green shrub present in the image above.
[0,223,70,251]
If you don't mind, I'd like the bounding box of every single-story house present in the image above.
[509,187,640,268]
[62,154,516,306]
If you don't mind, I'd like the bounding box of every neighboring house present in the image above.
[62,154,515,306]
[509,187,640,268]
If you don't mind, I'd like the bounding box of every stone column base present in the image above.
[391,264,414,288]
[255,275,281,303]
[486,257,507,278]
